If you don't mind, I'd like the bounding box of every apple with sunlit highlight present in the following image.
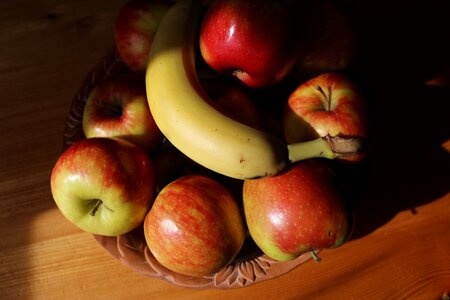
[144,175,246,277]
[243,159,352,261]
[284,72,369,162]
[50,137,155,236]
[199,0,296,88]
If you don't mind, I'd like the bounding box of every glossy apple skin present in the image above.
[144,175,246,277]
[50,137,155,236]
[293,0,355,78]
[243,159,351,261]
[199,0,296,88]
[82,75,162,153]
[284,72,368,162]
[114,0,170,73]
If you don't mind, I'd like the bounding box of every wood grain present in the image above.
[1,0,449,299]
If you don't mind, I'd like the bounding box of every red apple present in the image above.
[50,137,155,236]
[284,72,369,162]
[82,74,163,152]
[243,159,352,261]
[201,77,261,128]
[114,0,171,73]
[144,175,246,277]
[292,0,356,78]
[199,0,296,88]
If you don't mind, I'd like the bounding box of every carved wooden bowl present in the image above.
[63,48,317,289]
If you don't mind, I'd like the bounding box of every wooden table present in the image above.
[1,0,449,299]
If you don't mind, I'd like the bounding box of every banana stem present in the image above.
[287,137,336,162]
[287,135,364,163]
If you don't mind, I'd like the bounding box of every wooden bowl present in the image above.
[63,48,316,289]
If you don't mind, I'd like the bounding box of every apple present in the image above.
[144,175,246,277]
[152,146,195,193]
[152,143,245,203]
[283,72,369,162]
[201,77,261,128]
[82,74,163,153]
[199,0,297,88]
[50,137,155,236]
[292,0,356,78]
[114,0,171,73]
[243,159,352,262]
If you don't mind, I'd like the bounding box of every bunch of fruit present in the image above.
[51,0,372,278]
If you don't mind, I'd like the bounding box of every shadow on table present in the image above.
[335,0,450,239]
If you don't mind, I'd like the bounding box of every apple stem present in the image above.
[287,135,365,163]
[310,250,321,263]
[327,86,332,111]
[90,199,102,216]
[316,85,332,111]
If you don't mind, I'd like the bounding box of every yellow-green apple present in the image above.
[292,0,356,78]
[82,75,162,153]
[199,0,296,88]
[114,0,171,73]
[243,159,352,262]
[50,137,155,236]
[144,175,246,277]
[284,72,369,162]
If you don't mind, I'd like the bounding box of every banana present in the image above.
[145,0,360,180]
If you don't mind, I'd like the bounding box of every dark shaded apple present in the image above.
[292,0,356,78]
[114,0,171,72]
[201,77,261,128]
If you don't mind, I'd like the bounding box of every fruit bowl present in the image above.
[63,48,317,289]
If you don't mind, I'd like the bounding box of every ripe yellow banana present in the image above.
[145,0,360,180]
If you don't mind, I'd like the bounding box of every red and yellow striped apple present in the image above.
[284,72,369,162]
[114,0,171,73]
[82,75,162,152]
[50,137,155,236]
[144,175,246,277]
[243,159,352,261]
